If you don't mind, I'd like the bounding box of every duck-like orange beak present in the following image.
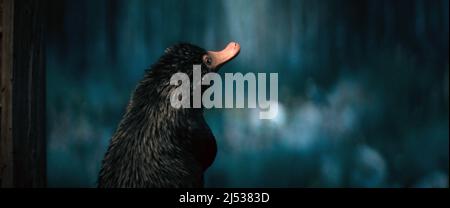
[205,42,240,71]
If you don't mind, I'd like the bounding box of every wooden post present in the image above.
[0,0,46,188]
[0,0,14,188]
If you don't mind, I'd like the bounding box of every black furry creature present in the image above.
[98,42,240,188]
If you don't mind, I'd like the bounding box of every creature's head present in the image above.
[139,42,240,105]
[153,42,240,77]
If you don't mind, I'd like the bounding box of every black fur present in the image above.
[98,43,217,188]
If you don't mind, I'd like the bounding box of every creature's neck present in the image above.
[133,74,203,124]
[120,77,203,138]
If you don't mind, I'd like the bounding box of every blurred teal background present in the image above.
[46,0,448,187]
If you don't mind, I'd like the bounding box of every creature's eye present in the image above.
[203,55,212,66]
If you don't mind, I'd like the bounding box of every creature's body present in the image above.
[98,42,240,188]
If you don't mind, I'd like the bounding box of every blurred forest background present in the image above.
[46,0,448,187]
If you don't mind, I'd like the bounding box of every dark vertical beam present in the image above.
[0,0,46,188]
[0,0,14,188]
